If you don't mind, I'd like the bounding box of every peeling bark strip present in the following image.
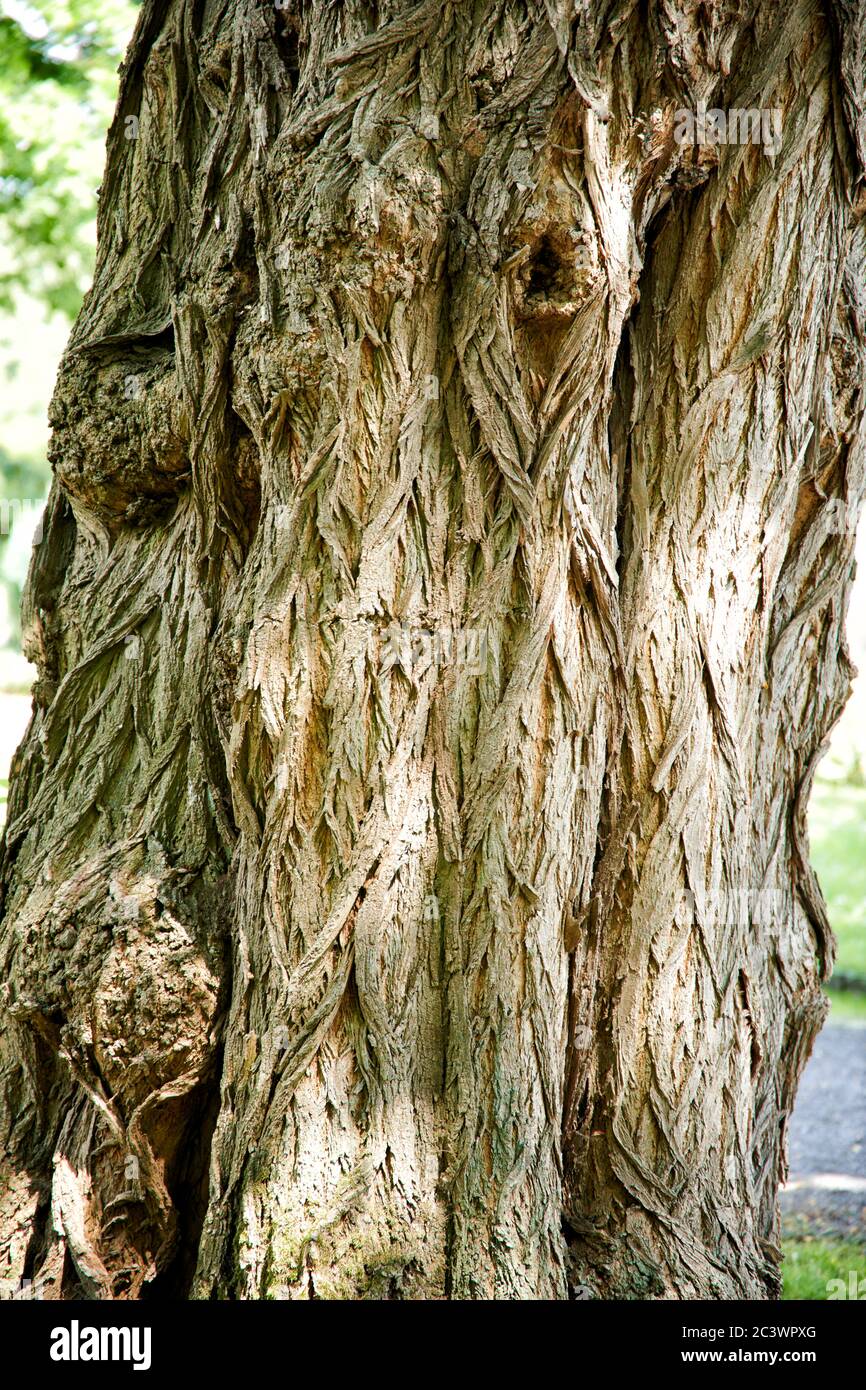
[1,0,864,1301]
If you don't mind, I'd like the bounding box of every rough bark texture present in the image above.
[1,0,865,1300]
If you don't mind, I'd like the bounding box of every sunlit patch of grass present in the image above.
[826,989,866,1024]
[782,1236,866,1300]
[809,779,866,982]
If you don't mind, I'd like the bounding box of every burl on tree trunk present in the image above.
[1,0,865,1300]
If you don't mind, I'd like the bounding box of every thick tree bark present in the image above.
[1,0,865,1300]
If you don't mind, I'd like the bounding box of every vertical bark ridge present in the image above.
[564,10,866,1298]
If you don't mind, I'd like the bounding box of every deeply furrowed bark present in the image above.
[1,0,864,1300]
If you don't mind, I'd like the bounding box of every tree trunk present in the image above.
[1,0,864,1301]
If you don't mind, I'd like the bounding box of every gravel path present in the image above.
[781,1020,866,1237]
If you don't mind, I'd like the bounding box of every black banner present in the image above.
[0,1295,860,1378]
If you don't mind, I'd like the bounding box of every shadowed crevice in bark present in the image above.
[140,1063,225,1300]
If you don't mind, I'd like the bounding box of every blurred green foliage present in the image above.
[0,0,139,317]
[0,0,138,645]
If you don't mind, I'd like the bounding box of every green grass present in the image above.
[809,779,866,983]
[826,988,866,1023]
[782,1236,866,1299]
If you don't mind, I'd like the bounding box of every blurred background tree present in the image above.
[0,0,138,653]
